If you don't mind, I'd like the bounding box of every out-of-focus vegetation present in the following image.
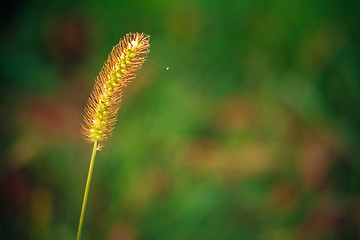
[1,0,360,239]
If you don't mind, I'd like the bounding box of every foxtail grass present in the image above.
[77,32,150,240]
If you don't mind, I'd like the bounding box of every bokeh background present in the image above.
[1,0,360,239]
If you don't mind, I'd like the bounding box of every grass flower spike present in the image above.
[83,32,150,147]
[77,32,149,240]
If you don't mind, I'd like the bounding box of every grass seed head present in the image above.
[82,32,150,147]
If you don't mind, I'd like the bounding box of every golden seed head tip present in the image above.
[82,32,150,145]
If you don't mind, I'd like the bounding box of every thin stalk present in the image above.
[76,141,98,240]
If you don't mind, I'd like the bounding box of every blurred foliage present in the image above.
[1,0,360,239]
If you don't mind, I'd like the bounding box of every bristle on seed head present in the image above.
[82,32,150,147]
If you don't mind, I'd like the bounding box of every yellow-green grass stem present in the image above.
[76,141,98,240]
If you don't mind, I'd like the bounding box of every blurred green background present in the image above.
[1,0,360,239]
